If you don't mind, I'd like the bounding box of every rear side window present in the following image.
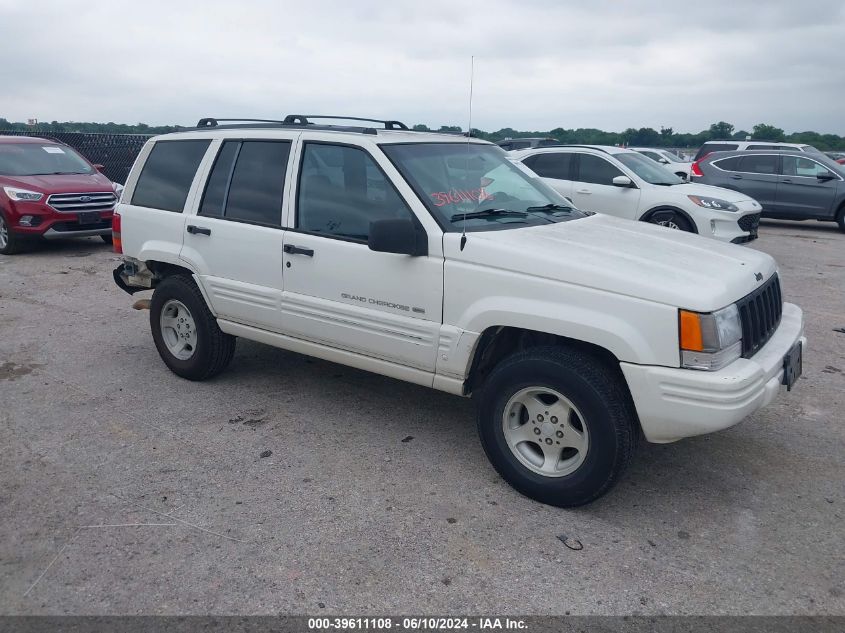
[737,155,778,175]
[712,156,741,171]
[575,154,624,185]
[747,145,785,151]
[694,143,738,161]
[131,140,210,212]
[200,140,291,226]
[523,153,572,180]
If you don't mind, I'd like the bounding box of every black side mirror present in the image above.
[368,218,427,256]
[816,172,836,182]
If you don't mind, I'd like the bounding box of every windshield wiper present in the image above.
[450,208,528,222]
[524,203,575,214]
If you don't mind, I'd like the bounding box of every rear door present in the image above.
[773,154,840,219]
[180,137,295,330]
[521,151,574,200]
[730,154,780,211]
[570,153,641,219]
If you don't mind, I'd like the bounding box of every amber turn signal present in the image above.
[679,310,704,352]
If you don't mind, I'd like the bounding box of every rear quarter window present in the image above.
[712,156,741,171]
[131,140,211,212]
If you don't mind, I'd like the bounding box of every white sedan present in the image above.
[628,147,692,180]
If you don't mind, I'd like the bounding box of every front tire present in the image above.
[0,212,25,255]
[100,234,113,244]
[150,275,236,380]
[646,209,694,232]
[476,346,639,507]
[837,205,845,233]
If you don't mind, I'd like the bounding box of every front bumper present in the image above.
[704,200,761,244]
[621,302,805,443]
[4,198,113,239]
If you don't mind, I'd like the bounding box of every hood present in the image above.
[670,181,754,203]
[448,214,777,312]
[2,172,114,193]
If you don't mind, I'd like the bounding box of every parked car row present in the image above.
[0,135,120,254]
[510,144,763,243]
[106,115,805,508]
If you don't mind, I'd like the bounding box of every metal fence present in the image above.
[0,130,152,184]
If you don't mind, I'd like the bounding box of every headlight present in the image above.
[112,182,125,200]
[679,304,742,371]
[687,195,738,212]
[3,187,43,202]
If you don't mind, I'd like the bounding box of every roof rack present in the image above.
[527,144,613,153]
[194,115,410,136]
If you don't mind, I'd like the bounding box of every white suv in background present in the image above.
[511,145,763,243]
[628,147,692,179]
[112,116,804,507]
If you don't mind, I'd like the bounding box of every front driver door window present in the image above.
[776,155,839,218]
[281,142,444,372]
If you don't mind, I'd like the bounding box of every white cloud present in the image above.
[1,0,843,134]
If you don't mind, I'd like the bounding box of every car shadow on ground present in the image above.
[760,219,842,236]
[225,338,764,517]
[5,236,113,258]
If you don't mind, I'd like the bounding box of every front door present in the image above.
[180,138,294,330]
[570,153,641,219]
[281,141,443,372]
[773,155,840,219]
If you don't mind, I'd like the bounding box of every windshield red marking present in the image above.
[430,188,495,207]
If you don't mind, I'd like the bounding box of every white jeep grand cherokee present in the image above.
[112,115,806,507]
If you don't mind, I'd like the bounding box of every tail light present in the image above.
[112,212,122,254]
[690,159,705,178]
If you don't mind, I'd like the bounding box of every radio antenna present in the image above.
[460,55,474,251]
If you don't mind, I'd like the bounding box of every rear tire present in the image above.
[645,209,694,232]
[150,275,236,380]
[837,205,845,233]
[476,346,639,507]
[0,211,25,255]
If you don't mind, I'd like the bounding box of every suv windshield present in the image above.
[615,152,684,185]
[0,143,94,176]
[381,143,585,231]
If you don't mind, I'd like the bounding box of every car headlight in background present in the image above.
[112,182,125,199]
[679,304,743,371]
[687,195,738,212]
[3,187,43,202]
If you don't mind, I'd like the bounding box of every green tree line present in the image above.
[2,117,843,150]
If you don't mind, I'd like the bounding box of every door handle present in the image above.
[780,178,793,184]
[186,225,211,236]
[730,174,743,180]
[576,189,592,194]
[284,244,314,257]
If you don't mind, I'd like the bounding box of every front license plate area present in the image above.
[782,341,803,391]
[77,211,100,225]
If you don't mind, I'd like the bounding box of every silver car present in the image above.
[691,150,845,232]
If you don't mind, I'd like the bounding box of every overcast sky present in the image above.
[1,0,843,134]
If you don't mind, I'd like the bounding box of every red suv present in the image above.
[0,136,119,254]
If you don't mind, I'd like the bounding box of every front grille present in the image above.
[738,212,761,233]
[47,192,117,213]
[737,274,782,358]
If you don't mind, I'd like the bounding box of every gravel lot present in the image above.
[0,220,843,616]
